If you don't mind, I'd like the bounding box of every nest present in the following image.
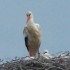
[0,51,70,70]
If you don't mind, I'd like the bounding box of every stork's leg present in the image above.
[28,46,32,57]
[29,50,32,57]
[29,47,36,57]
[29,48,39,58]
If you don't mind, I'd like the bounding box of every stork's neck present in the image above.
[26,17,34,24]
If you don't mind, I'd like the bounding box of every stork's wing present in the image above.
[24,36,29,51]
[23,26,29,51]
[35,23,41,31]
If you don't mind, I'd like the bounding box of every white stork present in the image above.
[23,11,41,58]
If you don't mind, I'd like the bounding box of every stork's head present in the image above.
[44,50,49,54]
[26,11,34,23]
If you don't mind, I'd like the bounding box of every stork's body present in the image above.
[23,11,41,58]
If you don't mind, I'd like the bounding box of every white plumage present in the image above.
[23,11,41,58]
[43,50,52,59]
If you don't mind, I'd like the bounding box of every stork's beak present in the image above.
[26,15,30,23]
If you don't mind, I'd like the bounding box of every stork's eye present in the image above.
[27,13,31,16]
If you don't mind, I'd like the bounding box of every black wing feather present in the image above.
[25,36,29,51]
